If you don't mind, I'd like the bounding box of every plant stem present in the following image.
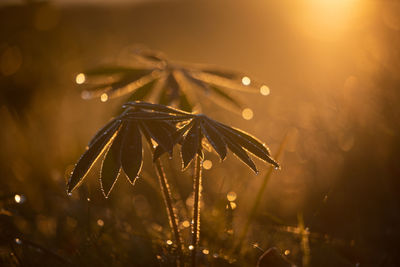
[191,155,202,267]
[235,134,289,252]
[154,158,184,266]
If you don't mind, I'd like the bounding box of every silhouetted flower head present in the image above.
[67,102,279,197]
[77,48,264,112]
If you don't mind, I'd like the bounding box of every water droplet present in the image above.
[188,245,194,250]
[213,253,219,258]
[15,238,22,245]
[68,192,72,196]
[97,219,104,227]
[274,166,279,170]
[87,198,91,202]
[241,76,251,86]
[284,249,290,255]
[182,220,190,228]
[202,249,209,255]
[14,194,25,203]
[166,240,173,245]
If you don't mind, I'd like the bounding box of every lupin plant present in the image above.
[69,48,279,266]
[77,47,266,112]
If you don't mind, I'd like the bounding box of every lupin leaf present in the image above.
[179,90,193,112]
[215,122,279,168]
[125,79,157,102]
[208,85,242,109]
[83,66,149,77]
[224,135,258,173]
[199,68,241,80]
[100,124,125,198]
[123,101,191,115]
[68,122,120,193]
[88,118,119,147]
[140,121,174,156]
[200,119,227,161]
[153,120,194,161]
[181,121,201,170]
[121,122,143,184]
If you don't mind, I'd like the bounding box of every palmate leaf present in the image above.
[140,120,174,156]
[221,132,258,173]
[121,122,143,184]
[214,121,279,168]
[123,101,191,115]
[200,119,227,161]
[100,124,125,198]
[181,120,201,170]
[69,102,194,196]
[78,48,265,113]
[153,120,194,161]
[125,79,157,102]
[181,71,242,110]
[151,111,278,172]
[67,121,121,193]
[83,66,148,77]
[88,118,120,147]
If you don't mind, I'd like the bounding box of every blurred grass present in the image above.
[1,1,400,266]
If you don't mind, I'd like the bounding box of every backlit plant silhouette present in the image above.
[67,101,279,266]
[77,48,266,112]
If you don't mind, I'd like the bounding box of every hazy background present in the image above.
[1,0,399,266]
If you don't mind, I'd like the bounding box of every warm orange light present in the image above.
[203,160,212,170]
[241,76,251,86]
[242,108,253,120]
[226,191,237,202]
[75,73,85,84]
[100,93,109,102]
[260,85,270,96]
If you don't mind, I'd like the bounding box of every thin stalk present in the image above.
[154,158,184,265]
[191,155,202,267]
[235,134,289,252]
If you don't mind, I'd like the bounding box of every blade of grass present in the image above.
[235,133,289,252]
